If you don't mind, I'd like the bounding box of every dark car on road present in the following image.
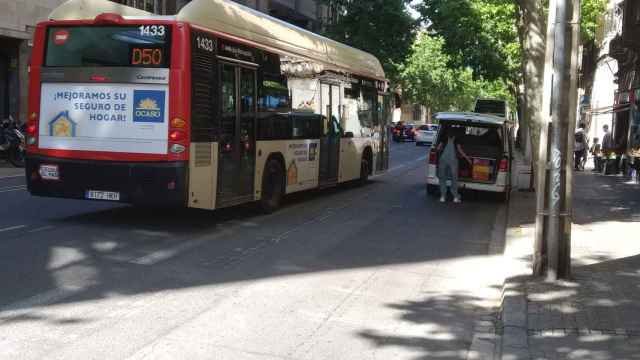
[392,122,416,142]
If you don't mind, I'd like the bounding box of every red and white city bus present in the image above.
[25,0,391,212]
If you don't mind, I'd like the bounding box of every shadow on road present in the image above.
[503,171,640,359]
[0,144,508,359]
[359,291,501,359]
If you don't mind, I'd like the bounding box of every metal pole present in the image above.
[562,0,581,279]
[534,0,558,277]
[547,0,571,281]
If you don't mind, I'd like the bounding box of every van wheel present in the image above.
[497,190,511,203]
[260,159,284,213]
[426,184,438,197]
[358,157,370,185]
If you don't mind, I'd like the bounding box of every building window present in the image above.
[413,105,422,122]
[110,0,165,14]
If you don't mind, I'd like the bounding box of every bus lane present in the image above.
[0,142,507,360]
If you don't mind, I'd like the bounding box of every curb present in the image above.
[500,280,529,359]
[498,190,533,360]
[467,203,508,360]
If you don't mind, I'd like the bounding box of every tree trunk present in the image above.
[517,0,547,168]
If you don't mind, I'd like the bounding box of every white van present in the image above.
[426,112,514,201]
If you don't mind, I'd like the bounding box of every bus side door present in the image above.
[217,63,257,207]
[319,115,340,186]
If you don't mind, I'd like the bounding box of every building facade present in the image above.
[113,0,330,32]
[0,0,330,124]
[0,0,68,124]
[609,0,640,157]
[584,0,624,145]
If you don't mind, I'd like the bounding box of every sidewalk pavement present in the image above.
[500,171,640,359]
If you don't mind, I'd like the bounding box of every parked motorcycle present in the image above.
[0,116,26,167]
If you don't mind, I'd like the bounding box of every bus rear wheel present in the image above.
[358,157,370,185]
[260,159,285,213]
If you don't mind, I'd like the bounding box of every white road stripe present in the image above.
[0,185,27,193]
[0,225,27,233]
[28,225,55,233]
[0,174,24,179]
[129,229,233,266]
[0,285,84,320]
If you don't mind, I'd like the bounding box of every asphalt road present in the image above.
[0,142,506,360]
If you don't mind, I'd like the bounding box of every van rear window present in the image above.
[474,100,506,117]
[45,25,171,68]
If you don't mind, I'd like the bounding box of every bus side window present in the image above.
[292,115,321,139]
[258,113,289,140]
[273,114,290,139]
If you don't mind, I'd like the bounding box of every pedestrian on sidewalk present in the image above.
[590,137,602,172]
[574,122,588,171]
[436,127,472,204]
[602,124,614,174]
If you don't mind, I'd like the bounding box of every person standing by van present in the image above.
[436,128,472,203]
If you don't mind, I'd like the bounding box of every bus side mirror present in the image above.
[344,131,354,138]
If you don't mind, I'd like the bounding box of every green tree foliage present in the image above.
[417,0,521,85]
[398,33,514,112]
[581,0,607,42]
[417,0,606,85]
[319,0,417,80]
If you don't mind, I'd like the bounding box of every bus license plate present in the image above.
[85,190,120,201]
[39,164,59,180]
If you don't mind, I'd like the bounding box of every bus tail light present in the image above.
[27,123,37,135]
[499,158,509,172]
[171,118,186,129]
[429,150,438,165]
[27,121,38,146]
[169,130,185,142]
[170,143,186,154]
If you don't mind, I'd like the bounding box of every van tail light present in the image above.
[499,158,509,172]
[429,150,438,165]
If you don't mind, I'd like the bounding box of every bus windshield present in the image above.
[44,25,171,68]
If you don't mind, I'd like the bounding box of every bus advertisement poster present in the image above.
[38,83,169,154]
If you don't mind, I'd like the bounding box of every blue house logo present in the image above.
[133,90,165,123]
[49,111,77,137]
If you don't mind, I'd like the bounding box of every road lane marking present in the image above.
[0,185,27,193]
[0,285,84,321]
[0,225,27,233]
[0,174,24,179]
[28,225,55,233]
[129,229,233,266]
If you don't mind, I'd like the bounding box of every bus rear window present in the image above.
[45,25,171,68]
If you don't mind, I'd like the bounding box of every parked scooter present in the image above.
[0,116,26,167]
